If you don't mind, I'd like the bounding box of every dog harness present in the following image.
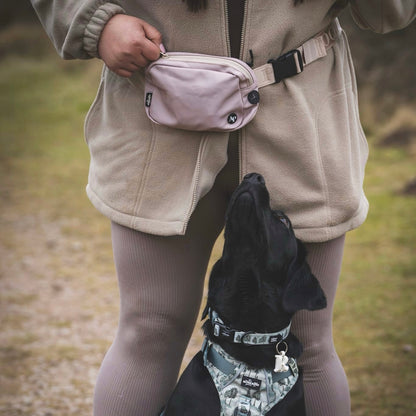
[203,340,299,416]
[202,310,298,415]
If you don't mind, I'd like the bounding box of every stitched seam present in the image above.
[84,65,106,145]
[313,109,331,240]
[132,122,157,226]
[182,134,209,232]
[239,127,246,181]
[342,31,368,149]
[314,84,352,237]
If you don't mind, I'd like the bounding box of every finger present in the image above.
[141,20,163,47]
[123,61,143,72]
[114,68,134,78]
[140,21,163,61]
[119,49,150,68]
[142,38,162,61]
[133,55,151,68]
[128,54,151,68]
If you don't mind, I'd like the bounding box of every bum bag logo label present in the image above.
[227,113,238,124]
[145,93,153,107]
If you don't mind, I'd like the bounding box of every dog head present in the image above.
[205,173,326,333]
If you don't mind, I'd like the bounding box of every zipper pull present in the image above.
[159,43,168,58]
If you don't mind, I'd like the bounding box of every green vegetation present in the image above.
[1,21,415,416]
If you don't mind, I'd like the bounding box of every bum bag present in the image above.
[144,53,258,132]
[143,19,342,132]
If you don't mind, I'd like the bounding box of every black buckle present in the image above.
[213,322,235,340]
[268,49,304,84]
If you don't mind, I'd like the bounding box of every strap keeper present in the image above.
[268,49,304,84]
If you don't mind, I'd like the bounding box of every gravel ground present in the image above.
[0,212,207,416]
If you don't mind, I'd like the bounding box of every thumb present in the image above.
[141,20,163,60]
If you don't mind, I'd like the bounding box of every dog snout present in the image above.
[243,172,265,185]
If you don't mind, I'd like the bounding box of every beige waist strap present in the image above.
[254,18,343,88]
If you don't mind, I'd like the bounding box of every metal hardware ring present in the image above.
[276,341,288,354]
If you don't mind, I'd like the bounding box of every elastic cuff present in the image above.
[83,2,126,58]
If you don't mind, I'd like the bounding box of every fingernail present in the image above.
[159,43,166,54]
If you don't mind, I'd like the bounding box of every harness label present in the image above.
[241,375,262,391]
[269,335,282,344]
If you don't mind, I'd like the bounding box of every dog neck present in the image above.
[207,308,291,346]
[203,308,301,370]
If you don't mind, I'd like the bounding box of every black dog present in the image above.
[162,173,327,415]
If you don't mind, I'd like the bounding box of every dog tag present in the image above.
[274,351,289,373]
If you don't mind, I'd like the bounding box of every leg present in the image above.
[93,137,239,416]
[93,222,217,416]
[291,234,350,416]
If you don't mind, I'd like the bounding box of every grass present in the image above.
[336,142,416,415]
[1,23,415,416]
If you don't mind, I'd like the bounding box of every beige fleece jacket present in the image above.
[31,0,416,242]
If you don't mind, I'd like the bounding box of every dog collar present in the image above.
[209,309,291,346]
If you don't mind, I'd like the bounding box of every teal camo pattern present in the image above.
[204,342,299,416]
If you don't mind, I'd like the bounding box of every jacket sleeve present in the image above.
[350,0,416,33]
[30,0,126,59]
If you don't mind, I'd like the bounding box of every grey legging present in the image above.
[93,136,350,416]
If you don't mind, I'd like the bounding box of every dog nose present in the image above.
[243,173,265,185]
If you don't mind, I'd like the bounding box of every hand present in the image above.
[98,14,162,77]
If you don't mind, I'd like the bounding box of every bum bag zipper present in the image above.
[159,52,255,85]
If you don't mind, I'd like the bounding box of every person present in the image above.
[30,0,416,415]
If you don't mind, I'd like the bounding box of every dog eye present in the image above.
[280,217,290,229]
[273,212,291,229]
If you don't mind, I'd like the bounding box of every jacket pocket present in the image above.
[84,65,107,145]
[316,84,369,227]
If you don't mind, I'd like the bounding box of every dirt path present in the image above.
[0,211,207,415]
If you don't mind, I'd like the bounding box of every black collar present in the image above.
[207,309,291,346]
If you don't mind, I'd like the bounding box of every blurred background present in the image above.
[0,2,415,415]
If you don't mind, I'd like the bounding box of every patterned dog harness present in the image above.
[159,309,298,416]
[203,340,299,416]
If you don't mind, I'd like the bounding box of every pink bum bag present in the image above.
[143,19,342,132]
[144,53,259,132]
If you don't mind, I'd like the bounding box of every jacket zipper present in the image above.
[239,0,249,61]
[238,0,248,182]
[225,0,248,182]
[224,0,232,57]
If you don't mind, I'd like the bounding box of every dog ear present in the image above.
[202,258,224,320]
[282,240,327,314]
